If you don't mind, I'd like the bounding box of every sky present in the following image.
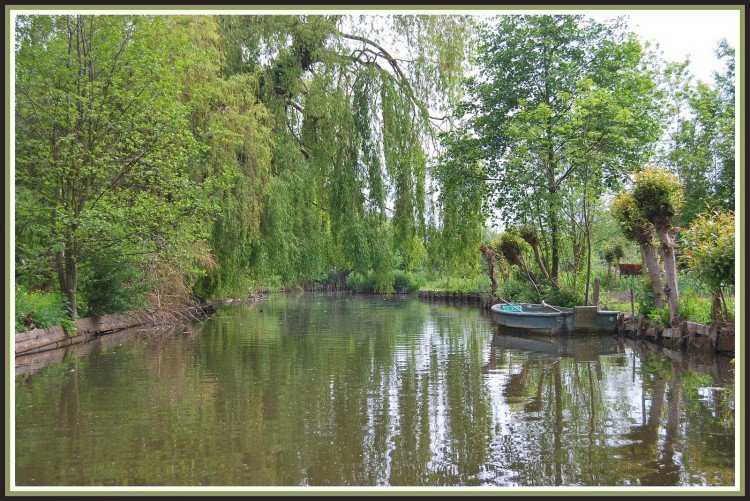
[587,8,741,83]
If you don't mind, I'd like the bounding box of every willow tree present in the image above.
[15,15,227,317]
[202,14,472,293]
[449,14,663,287]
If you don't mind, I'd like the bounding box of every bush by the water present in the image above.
[420,275,492,293]
[497,278,539,303]
[15,285,75,333]
[79,260,149,316]
[542,286,582,308]
[346,270,425,293]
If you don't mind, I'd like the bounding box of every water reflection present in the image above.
[14,294,735,488]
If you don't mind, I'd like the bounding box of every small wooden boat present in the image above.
[490,302,621,335]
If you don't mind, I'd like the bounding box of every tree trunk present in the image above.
[55,245,78,320]
[550,207,560,283]
[480,245,498,295]
[511,255,541,289]
[584,222,592,306]
[529,239,553,286]
[641,244,665,309]
[711,294,723,325]
[655,228,680,326]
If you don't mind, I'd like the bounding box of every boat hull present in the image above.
[490,303,621,335]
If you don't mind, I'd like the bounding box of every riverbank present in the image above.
[14,297,259,357]
[417,289,735,357]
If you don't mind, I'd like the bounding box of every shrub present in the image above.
[15,284,75,333]
[678,289,712,324]
[636,275,657,318]
[498,278,539,303]
[420,275,491,293]
[79,260,149,316]
[346,272,375,293]
[393,270,426,293]
[647,305,671,329]
[543,286,582,308]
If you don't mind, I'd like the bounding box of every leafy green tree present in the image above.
[199,15,471,294]
[15,15,227,317]
[711,40,736,211]
[453,14,663,287]
[657,41,735,227]
[681,209,734,324]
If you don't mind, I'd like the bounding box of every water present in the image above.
[14,293,736,488]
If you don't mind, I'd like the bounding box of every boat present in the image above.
[489,302,621,335]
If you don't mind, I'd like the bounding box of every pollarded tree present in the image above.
[681,209,734,324]
[610,192,665,310]
[497,231,542,293]
[603,247,615,283]
[612,242,625,285]
[632,167,685,326]
[15,15,227,317]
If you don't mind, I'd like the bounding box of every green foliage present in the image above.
[15,15,228,316]
[631,166,685,229]
[647,305,671,329]
[497,278,539,303]
[636,275,657,318]
[612,243,625,261]
[610,191,655,245]
[15,285,75,333]
[681,209,735,293]
[677,289,712,324]
[445,14,664,290]
[497,232,529,264]
[542,286,582,308]
[345,270,425,294]
[345,272,376,293]
[393,270,426,293]
[78,259,150,317]
[420,275,492,293]
[657,43,735,226]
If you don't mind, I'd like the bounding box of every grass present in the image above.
[419,275,492,293]
[15,284,75,333]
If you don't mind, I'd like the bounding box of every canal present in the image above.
[14,293,736,488]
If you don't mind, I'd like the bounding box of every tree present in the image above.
[199,15,472,293]
[610,191,665,310]
[479,243,498,295]
[681,209,734,324]
[657,41,735,227]
[612,242,625,285]
[632,167,685,326]
[15,15,226,317]
[454,14,663,287]
[497,231,542,293]
[603,247,615,283]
